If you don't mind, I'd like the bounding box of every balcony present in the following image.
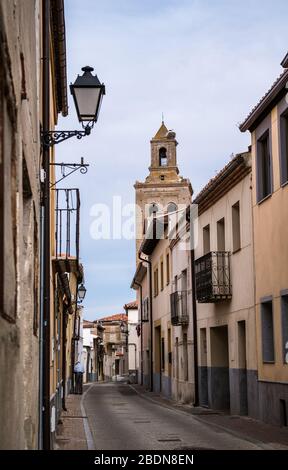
[170,291,189,326]
[53,188,81,276]
[195,251,232,303]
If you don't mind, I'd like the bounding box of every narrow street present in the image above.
[82,383,288,451]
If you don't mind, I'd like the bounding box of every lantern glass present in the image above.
[78,283,86,301]
[70,66,105,124]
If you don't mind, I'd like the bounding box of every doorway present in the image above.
[238,320,248,415]
[200,328,208,406]
[154,325,161,393]
[210,325,230,410]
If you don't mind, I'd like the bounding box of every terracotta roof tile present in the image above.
[123,300,138,310]
[240,68,288,131]
[98,313,128,322]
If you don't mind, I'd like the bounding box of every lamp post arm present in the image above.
[41,126,91,148]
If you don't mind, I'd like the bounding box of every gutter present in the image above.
[239,69,288,132]
[51,0,68,116]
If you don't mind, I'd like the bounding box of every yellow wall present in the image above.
[252,103,288,382]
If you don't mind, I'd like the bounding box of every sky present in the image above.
[56,0,288,320]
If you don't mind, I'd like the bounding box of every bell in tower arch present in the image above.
[159,147,167,166]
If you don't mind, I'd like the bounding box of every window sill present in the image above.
[257,193,272,205]
[262,361,275,364]
[232,248,241,255]
[281,180,288,189]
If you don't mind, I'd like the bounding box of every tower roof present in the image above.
[153,121,169,140]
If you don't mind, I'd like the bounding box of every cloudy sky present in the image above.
[56,0,288,320]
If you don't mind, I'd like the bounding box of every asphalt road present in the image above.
[82,383,272,450]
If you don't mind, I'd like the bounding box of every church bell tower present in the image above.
[134,122,193,259]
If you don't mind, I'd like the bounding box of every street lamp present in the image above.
[77,283,87,302]
[42,65,105,147]
[70,66,105,125]
[120,321,128,334]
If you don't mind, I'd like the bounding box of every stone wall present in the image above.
[0,0,41,449]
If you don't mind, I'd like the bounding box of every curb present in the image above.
[81,384,96,450]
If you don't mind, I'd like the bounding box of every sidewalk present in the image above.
[54,385,90,450]
[131,384,288,450]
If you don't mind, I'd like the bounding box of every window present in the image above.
[166,253,170,285]
[232,201,241,252]
[159,147,167,166]
[257,131,272,201]
[154,268,159,297]
[281,294,288,364]
[160,260,164,291]
[174,275,178,292]
[217,218,225,251]
[280,112,288,185]
[142,297,149,322]
[149,203,158,216]
[167,202,177,235]
[167,202,177,213]
[203,224,210,254]
[181,269,187,291]
[261,299,275,363]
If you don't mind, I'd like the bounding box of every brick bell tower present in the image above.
[134,121,193,259]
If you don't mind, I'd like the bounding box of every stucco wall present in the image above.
[0,0,41,449]
[194,169,257,415]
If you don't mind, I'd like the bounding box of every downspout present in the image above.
[42,0,51,450]
[71,285,79,393]
[139,253,153,392]
[134,281,143,385]
[62,306,67,411]
[188,210,199,407]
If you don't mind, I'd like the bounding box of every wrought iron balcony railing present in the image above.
[170,290,189,326]
[54,188,80,262]
[195,251,232,303]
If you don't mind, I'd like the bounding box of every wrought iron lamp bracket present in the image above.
[49,157,89,188]
[41,122,94,148]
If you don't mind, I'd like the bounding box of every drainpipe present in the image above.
[62,306,67,411]
[139,253,153,392]
[42,0,51,450]
[188,208,199,407]
[134,281,143,385]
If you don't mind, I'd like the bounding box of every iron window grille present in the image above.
[54,188,80,261]
[170,290,189,326]
[195,251,232,303]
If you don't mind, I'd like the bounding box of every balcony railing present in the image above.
[195,251,232,303]
[54,188,80,262]
[170,291,189,326]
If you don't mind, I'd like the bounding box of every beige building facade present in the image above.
[240,54,288,426]
[100,314,129,380]
[193,152,258,417]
